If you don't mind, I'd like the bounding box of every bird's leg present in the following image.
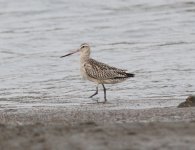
[102,84,107,102]
[89,84,99,98]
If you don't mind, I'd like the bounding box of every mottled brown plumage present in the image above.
[84,58,133,84]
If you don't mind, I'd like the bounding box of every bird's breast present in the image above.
[80,63,87,79]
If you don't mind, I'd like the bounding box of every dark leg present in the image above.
[89,85,98,98]
[102,84,107,102]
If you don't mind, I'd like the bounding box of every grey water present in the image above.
[0,0,195,109]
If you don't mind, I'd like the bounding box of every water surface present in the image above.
[0,0,195,109]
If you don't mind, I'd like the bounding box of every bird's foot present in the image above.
[89,97,107,104]
[97,99,107,104]
[90,97,99,103]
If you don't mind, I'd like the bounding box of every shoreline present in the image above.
[1,105,195,150]
[1,105,195,125]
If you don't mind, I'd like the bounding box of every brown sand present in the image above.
[1,105,195,150]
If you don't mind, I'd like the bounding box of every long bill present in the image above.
[60,49,80,58]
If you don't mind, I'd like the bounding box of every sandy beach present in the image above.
[1,104,195,150]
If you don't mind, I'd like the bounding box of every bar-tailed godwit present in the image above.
[61,43,134,103]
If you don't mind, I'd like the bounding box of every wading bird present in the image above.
[61,43,134,103]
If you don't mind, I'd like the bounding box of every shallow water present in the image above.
[0,0,195,109]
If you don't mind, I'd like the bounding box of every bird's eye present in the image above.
[82,46,85,48]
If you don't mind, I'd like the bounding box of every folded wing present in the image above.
[84,59,134,80]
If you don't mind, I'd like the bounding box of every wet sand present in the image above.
[1,105,195,150]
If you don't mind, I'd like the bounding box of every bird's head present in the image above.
[60,43,90,58]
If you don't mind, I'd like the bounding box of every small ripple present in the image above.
[156,41,189,47]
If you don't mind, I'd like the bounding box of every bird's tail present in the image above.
[126,73,135,77]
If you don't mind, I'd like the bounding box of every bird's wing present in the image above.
[84,60,129,80]
[88,59,127,72]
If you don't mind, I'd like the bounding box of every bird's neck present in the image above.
[80,53,90,64]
